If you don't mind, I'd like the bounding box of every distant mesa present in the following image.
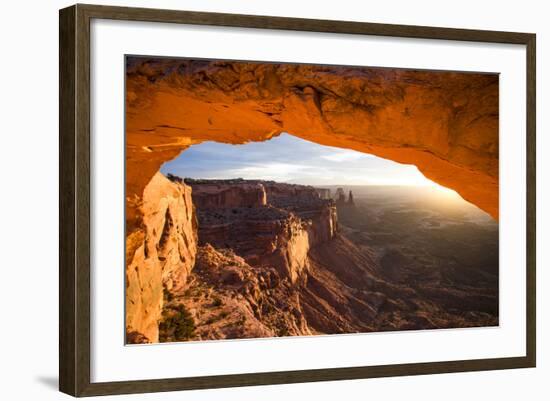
[126,173,498,344]
[335,187,355,207]
[124,57,500,343]
[348,190,355,206]
[126,59,499,220]
[335,187,346,203]
[314,188,331,200]
[165,177,339,285]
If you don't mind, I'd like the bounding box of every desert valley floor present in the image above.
[125,175,498,344]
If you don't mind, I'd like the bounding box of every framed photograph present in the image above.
[59,4,536,397]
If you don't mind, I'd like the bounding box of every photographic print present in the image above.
[125,57,499,345]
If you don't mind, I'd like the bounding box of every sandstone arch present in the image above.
[125,58,499,342]
[126,58,498,230]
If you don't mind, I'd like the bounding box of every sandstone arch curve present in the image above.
[125,58,499,342]
[126,58,499,230]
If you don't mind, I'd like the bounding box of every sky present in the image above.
[160,133,440,187]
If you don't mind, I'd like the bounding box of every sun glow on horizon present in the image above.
[161,133,457,193]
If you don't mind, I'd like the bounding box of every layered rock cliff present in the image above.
[126,176,339,342]
[263,182,339,245]
[126,173,498,343]
[183,179,338,284]
[160,244,311,341]
[125,172,197,343]
[124,60,499,341]
[178,177,267,209]
[125,57,499,229]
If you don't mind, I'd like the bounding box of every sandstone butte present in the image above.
[124,58,499,343]
[126,174,497,343]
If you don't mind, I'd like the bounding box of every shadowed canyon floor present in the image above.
[124,57,499,345]
[126,176,498,343]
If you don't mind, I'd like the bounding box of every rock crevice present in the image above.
[125,172,197,343]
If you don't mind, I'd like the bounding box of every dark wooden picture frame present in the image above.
[59,3,536,397]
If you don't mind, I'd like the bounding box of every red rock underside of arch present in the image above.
[125,59,499,231]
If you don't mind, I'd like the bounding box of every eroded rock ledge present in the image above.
[126,174,498,343]
[183,178,338,284]
[126,57,499,229]
[125,58,500,343]
[126,176,338,341]
[125,173,197,342]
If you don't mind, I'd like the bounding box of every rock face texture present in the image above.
[196,207,311,283]
[160,244,311,341]
[315,188,331,200]
[126,57,499,230]
[125,172,197,343]
[264,182,339,246]
[126,175,498,344]
[124,57,499,343]
[180,177,267,209]
[184,179,337,284]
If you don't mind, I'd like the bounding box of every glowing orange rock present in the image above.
[125,59,499,230]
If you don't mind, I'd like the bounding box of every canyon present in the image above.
[125,175,498,343]
[125,57,499,237]
[124,57,499,343]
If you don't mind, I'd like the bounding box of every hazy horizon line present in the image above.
[164,172,445,188]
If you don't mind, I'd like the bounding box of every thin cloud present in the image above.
[321,152,368,162]
[161,133,436,187]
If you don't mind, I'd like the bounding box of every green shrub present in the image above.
[163,287,174,302]
[159,304,196,342]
